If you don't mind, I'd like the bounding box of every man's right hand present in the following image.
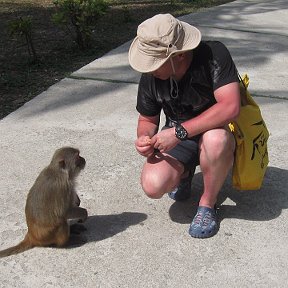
[135,135,156,158]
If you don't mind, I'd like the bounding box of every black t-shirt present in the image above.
[136,41,239,123]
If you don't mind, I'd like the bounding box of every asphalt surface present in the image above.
[0,0,287,287]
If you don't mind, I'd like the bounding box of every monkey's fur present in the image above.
[0,147,87,258]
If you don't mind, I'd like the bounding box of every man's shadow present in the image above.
[168,166,288,224]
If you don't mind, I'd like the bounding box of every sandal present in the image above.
[189,206,218,238]
[168,167,195,201]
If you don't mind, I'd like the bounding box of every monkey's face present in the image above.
[52,147,86,178]
[71,151,86,176]
[76,154,86,171]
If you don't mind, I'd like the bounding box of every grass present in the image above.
[0,0,233,119]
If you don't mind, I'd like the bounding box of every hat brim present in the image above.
[128,21,201,73]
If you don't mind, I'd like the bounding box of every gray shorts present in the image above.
[161,125,201,172]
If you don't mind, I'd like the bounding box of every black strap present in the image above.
[237,71,247,91]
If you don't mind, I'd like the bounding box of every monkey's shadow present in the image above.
[168,166,288,224]
[67,212,147,248]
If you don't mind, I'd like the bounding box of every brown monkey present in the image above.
[0,147,87,258]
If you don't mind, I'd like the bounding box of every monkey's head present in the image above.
[51,147,86,178]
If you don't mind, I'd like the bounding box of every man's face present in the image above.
[151,58,174,80]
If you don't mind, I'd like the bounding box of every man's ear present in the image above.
[177,53,186,60]
[172,54,184,65]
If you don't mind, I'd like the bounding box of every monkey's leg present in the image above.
[68,233,87,247]
[27,223,61,247]
[50,222,86,248]
[54,222,70,247]
[70,223,87,234]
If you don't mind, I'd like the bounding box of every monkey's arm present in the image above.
[66,207,88,223]
[73,193,81,206]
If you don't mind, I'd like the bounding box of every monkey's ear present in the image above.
[58,159,66,169]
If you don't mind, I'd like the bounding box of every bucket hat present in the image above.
[128,14,201,73]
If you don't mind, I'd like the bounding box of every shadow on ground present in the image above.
[84,212,147,242]
[169,166,288,224]
[64,212,147,249]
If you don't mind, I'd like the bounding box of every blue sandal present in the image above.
[189,206,218,238]
[168,167,195,201]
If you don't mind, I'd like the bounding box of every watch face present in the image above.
[175,125,188,140]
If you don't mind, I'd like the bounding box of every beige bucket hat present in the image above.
[128,13,201,73]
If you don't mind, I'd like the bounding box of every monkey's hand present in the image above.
[67,207,88,223]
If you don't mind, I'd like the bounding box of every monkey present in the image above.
[0,147,88,258]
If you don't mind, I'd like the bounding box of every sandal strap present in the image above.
[189,206,218,238]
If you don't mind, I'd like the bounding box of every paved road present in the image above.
[0,0,287,287]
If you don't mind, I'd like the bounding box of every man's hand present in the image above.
[135,135,157,158]
[151,128,180,153]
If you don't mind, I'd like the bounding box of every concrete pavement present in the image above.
[0,0,287,287]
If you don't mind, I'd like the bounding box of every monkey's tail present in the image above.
[0,236,34,258]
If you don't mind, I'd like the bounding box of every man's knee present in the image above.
[141,171,165,199]
[201,129,235,161]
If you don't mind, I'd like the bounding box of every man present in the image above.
[128,14,240,238]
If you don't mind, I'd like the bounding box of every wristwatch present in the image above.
[175,123,188,141]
